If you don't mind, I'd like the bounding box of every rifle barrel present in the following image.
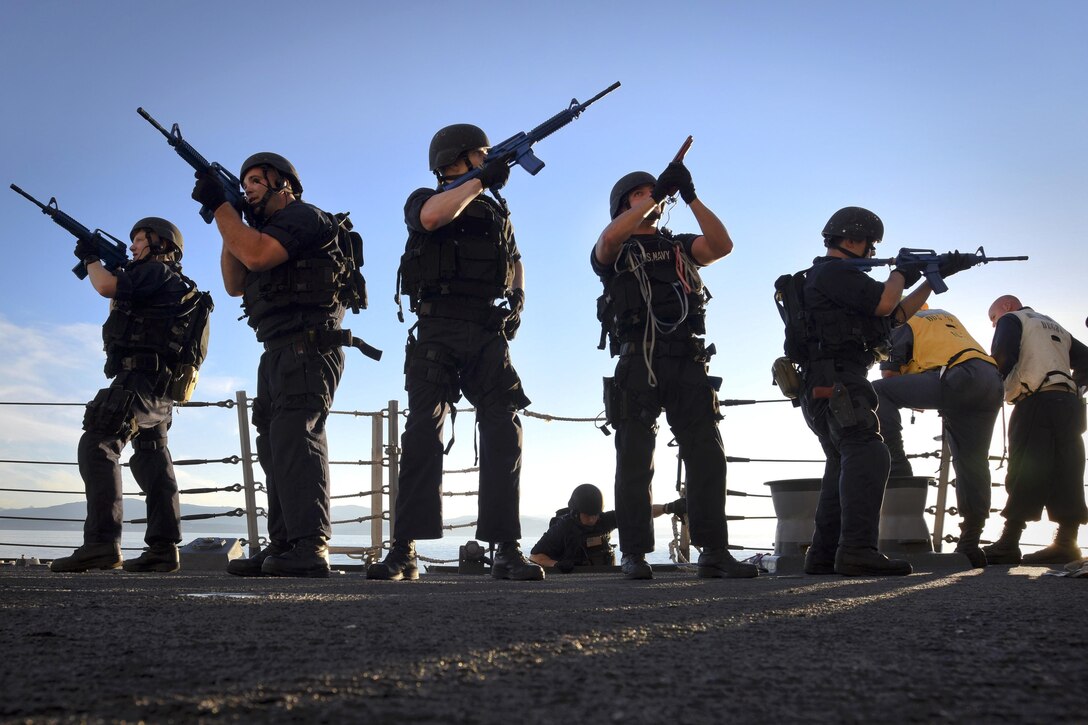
[10,184,45,208]
[580,81,621,109]
[136,107,171,138]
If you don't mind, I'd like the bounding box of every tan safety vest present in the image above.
[1003,309,1077,403]
[899,309,995,375]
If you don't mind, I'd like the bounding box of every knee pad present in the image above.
[83,387,138,440]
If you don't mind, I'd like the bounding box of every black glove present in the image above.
[937,251,974,279]
[652,162,693,203]
[555,559,575,574]
[73,238,99,264]
[503,288,524,340]
[893,249,923,287]
[664,497,688,516]
[192,169,227,211]
[477,155,511,190]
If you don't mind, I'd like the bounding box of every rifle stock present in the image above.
[11,184,128,279]
[137,107,246,223]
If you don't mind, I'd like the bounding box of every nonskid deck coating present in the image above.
[1,564,1084,723]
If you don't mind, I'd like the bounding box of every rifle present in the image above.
[441,81,621,192]
[846,246,1028,294]
[137,107,246,224]
[10,184,128,279]
[673,135,693,163]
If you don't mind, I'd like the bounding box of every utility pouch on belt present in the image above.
[168,364,199,404]
[813,382,858,427]
[83,387,138,438]
[771,356,802,403]
[602,376,619,425]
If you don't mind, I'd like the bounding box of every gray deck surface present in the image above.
[2,560,1084,724]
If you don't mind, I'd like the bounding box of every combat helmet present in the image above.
[130,217,183,260]
[240,152,303,196]
[822,206,883,244]
[429,124,490,172]
[609,171,657,219]
[568,484,604,517]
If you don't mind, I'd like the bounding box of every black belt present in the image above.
[618,339,714,360]
[417,298,500,325]
[119,353,162,372]
[264,328,382,361]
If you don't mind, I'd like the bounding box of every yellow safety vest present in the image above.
[899,309,995,375]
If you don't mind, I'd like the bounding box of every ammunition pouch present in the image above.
[83,387,138,440]
[168,364,199,404]
[602,376,659,432]
[771,356,803,405]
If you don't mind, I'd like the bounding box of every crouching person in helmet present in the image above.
[529,483,687,572]
[192,153,343,578]
[594,160,757,580]
[52,219,197,574]
[369,124,542,582]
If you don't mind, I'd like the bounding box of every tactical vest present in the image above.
[1003,309,1076,403]
[800,262,892,367]
[398,195,515,312]
[899,309,994,375]
[101,261,203,379]
[242,210,345,331]
[598,234,707,355]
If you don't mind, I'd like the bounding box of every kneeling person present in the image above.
[530,483,687,572]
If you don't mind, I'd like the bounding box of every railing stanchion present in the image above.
[370,410,383,556]
[932,425,952,552]
[235,390,261,557]
[386,400,400,542]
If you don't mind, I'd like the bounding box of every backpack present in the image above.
[333,212,368,313]
[772,270,810,405]
[167,276,214,403]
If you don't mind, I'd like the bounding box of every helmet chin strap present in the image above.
[829,239,876,259]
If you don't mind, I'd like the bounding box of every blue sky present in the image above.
[1,1,1085,552]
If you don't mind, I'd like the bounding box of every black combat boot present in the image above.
[262,536,331,578]
[954,518,987,568]
[804,546,837,575]
[367,539,419,580]
[49,542,122,573]
[1021,524,1082,566]
[982,520,1025,565]
[123,543,180,573]
[620,553,653,580]
[834,546,912,576]
[226,540,292,577]
[491,542,544,581]
[697,548,759,578]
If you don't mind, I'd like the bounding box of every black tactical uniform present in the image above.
[244,201,345,551]
[532,510,618,567]
[594,231,728,558]
[800,256,896,568]
[396,187,530,544]
[52,216,204,574]
[80,261,192,548]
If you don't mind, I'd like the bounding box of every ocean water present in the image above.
[0,523,735,567]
